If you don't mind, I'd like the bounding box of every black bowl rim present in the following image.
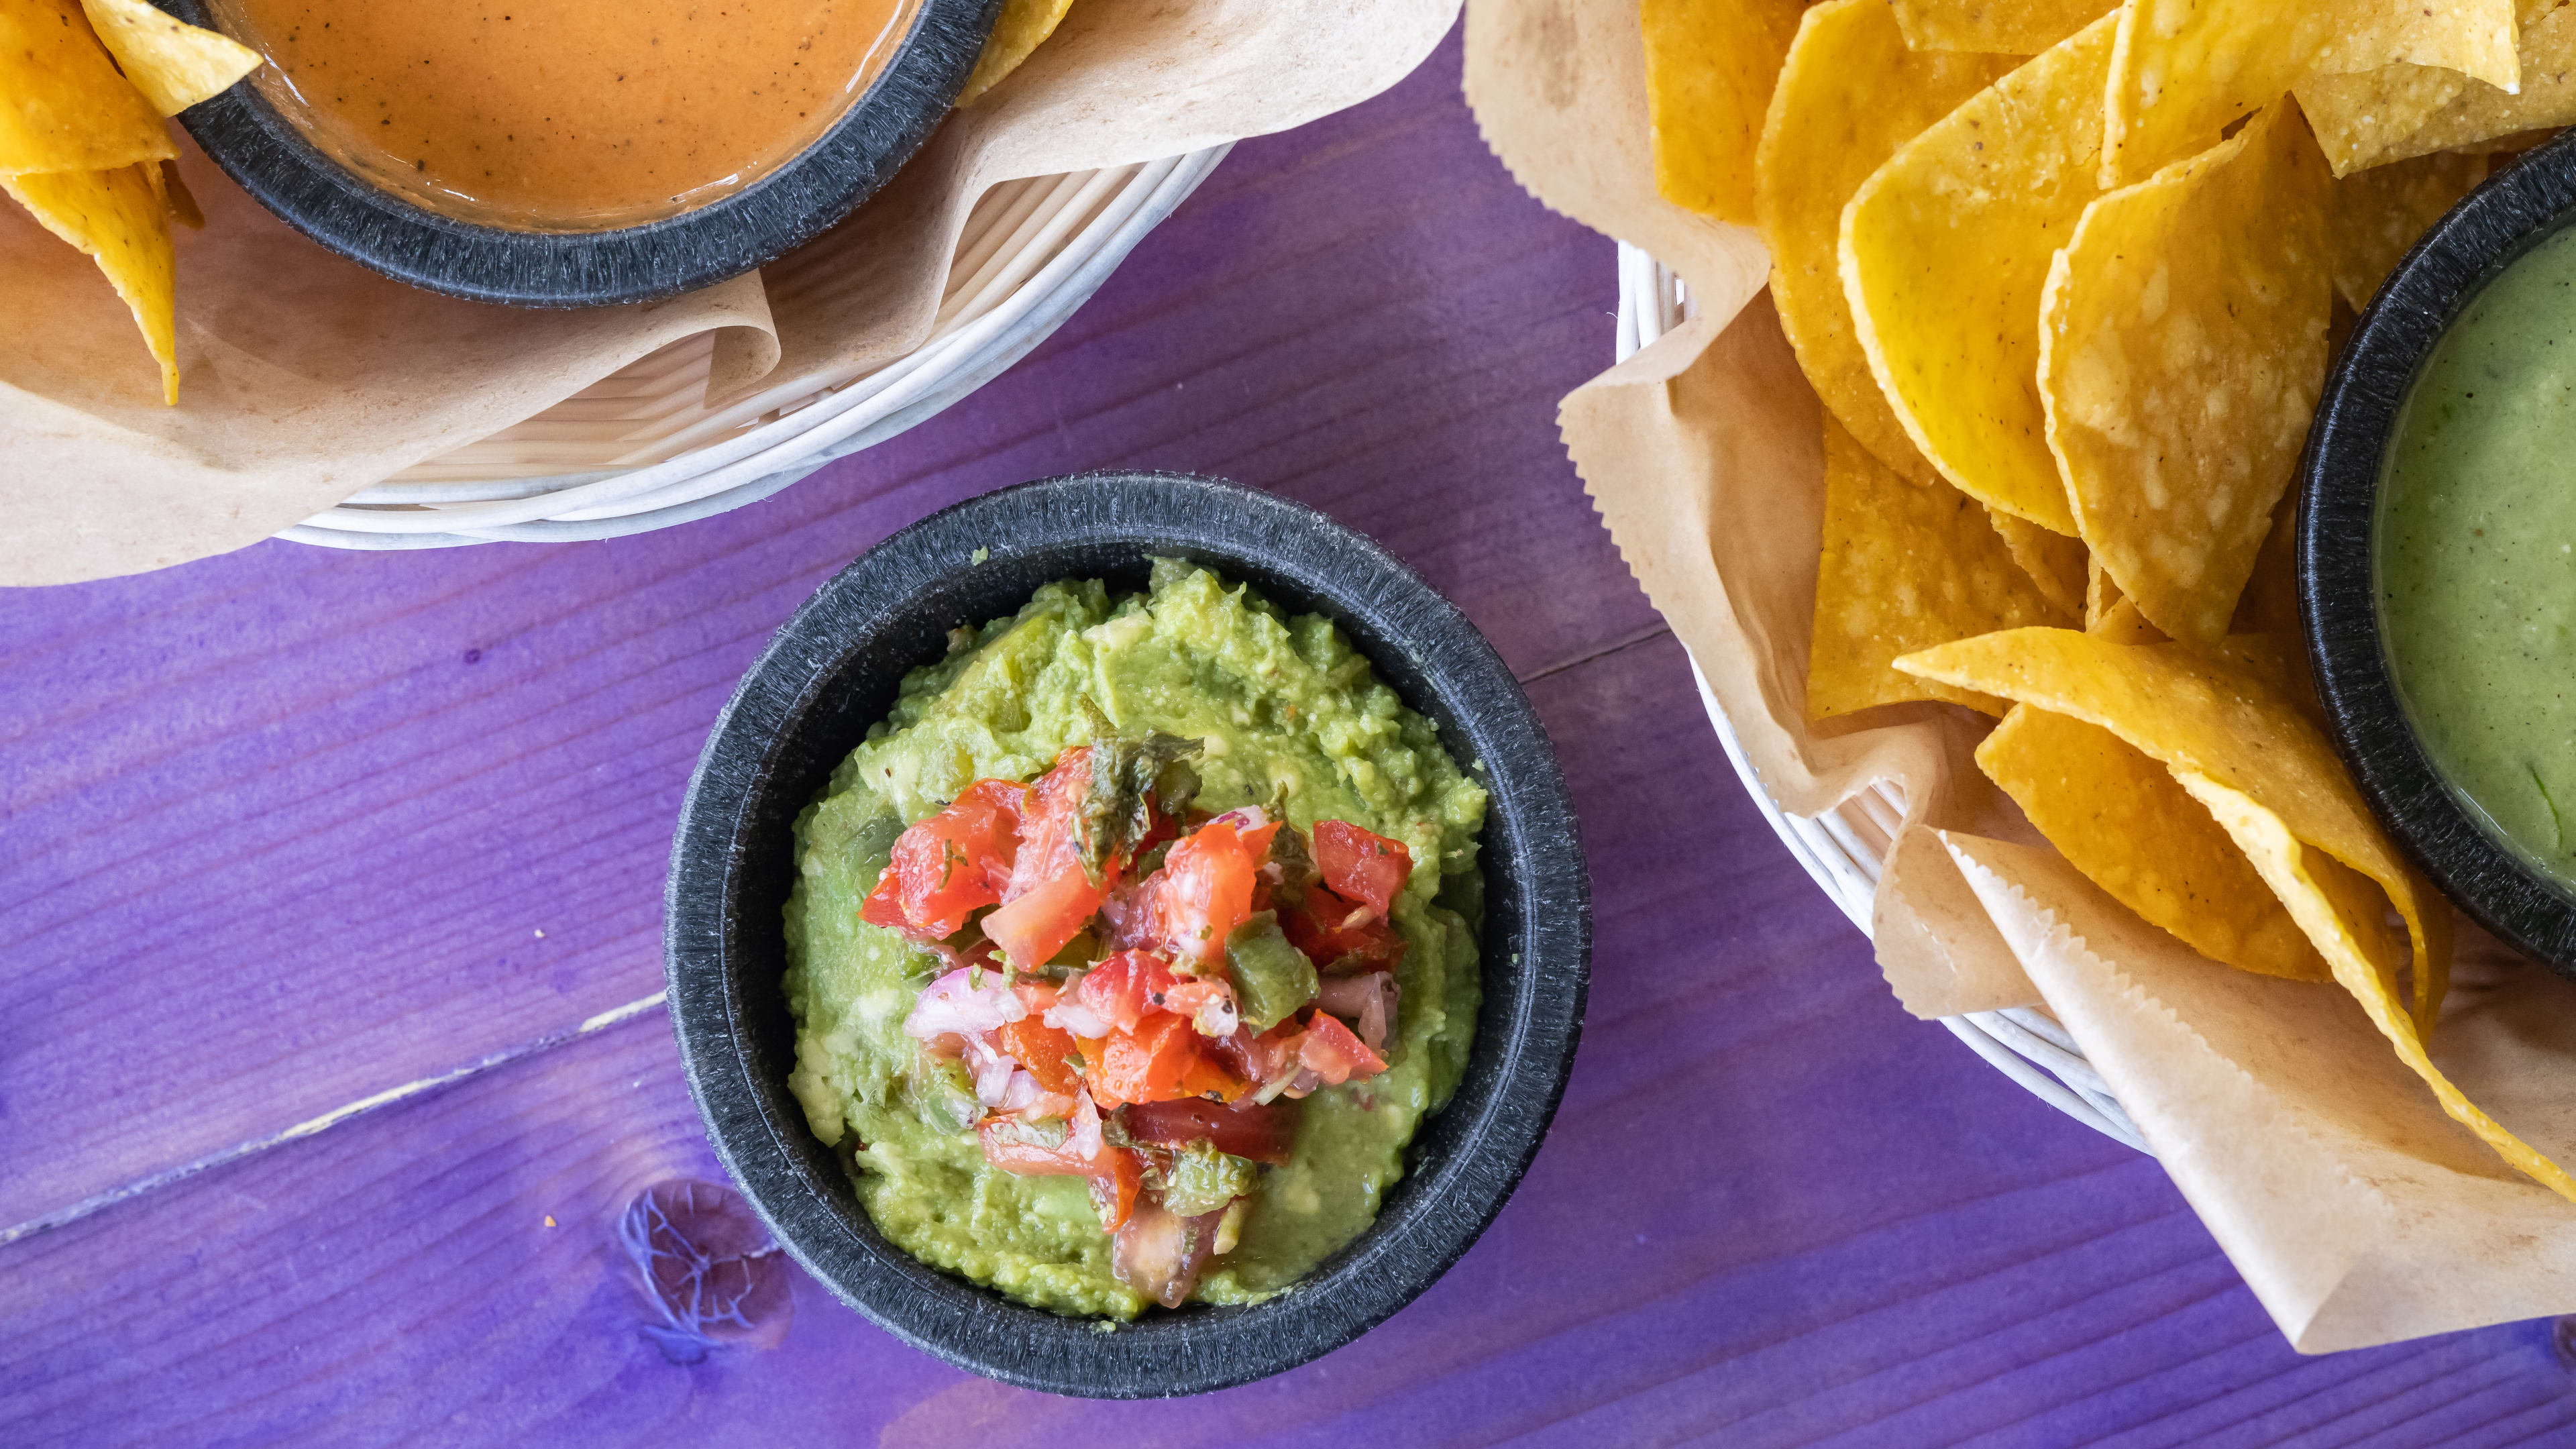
[2300,129,2576,975]
[155,0,998,308]
[661,471,1593,1396]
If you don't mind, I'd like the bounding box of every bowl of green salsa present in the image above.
[662,472,1589,1395]
[2306,131,2576,973]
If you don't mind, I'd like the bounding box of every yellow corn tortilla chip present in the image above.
[1644,0,1805,224]
[957,0,1076,106]
[1886,0,2108,53]
[3,163,176,404]
[2332,3,2576,171]
[1808,415,2070,719]
[2182,772,2573,1201]
[2039,102,2331,646]
[1892,626,2447,1030]
[77,0,259,117]
[1986,506,2088,619]
[2296,64,2473,177]
[2101,0,2519,185]
[1757,0,2016,487]
[144,157,201,229]
[2326,150,2487,309]
[1980,705,2326,979]
[1842,15,2118,536]
[2086,594,2163,645]
[0,0,174,174]
[2230,491,2300,637]
[2082,553,2115,629]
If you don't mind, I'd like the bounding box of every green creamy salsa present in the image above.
[2381,225,2576,890]
[782,561,1489,1318]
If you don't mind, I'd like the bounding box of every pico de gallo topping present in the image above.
[875,735,1414,1307]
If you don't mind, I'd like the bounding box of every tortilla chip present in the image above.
[2039,102,2331,646]
[144,157,202,229]
[957,0,1077,106]
[1979,706,2326,979]
[2086,595,2164,645]
[2326,150,2487,309]
[1892,626,2446,1029]
[1886,0,2108,53]
[1643,0,1805,223]
[76,0,259,117]
[1842,14,2118,535]
[1758,0,2015,487]
[2296,64,2473,178]
[1807,415,2070,719]
[2181,772,2573,1201]
[2100,0,2520,185]
[3,164,176,404]
[2330,3,2576,171]
[0,0,174,174]
[2230,492,2301,638]
[1986,506,2088,619]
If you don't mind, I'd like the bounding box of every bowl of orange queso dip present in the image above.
[159,0,994,304]
[2304,131,2576,974]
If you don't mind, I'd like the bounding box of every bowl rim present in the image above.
[156,0,997,308]
[2300,130,2576,975]
[661,471,1593,1396]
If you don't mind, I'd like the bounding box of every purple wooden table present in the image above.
[7,29,2576,1446]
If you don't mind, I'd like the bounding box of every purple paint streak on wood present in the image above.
[3,25,2575,1443]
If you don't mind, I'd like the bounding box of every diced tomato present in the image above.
[857,779,1027,938]
[1075,950,1180,1034]
[1239,820,1280,860]
[1281,885,1408,975]
[1007,747,1095,900]
[1150,820,1261,968]
[1095,1014,1214,1104]
[1089,1147,1143,1232]
[1208,1021,1305,1088]
[1173,1050,1248,1103]
[998,984,1083,1096]
[983,865,1105,968]
[1159,978,1238,1036]
[1122,1097,1297,1165]
[1297,1010,1387,1085]
[1313,820,1411,920]
[1074,1032,1120,1107]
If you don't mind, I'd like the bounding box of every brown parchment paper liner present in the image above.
[0,0,1460,588]
[1468,0,2576,1349]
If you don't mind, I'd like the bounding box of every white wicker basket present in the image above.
[1615,244,2148,1151]
[284,147,1230,549]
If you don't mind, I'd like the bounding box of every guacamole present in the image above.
[2380,225,2576,891]
[782,560,1489,1318]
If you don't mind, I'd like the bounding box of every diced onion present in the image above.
[1069,1091,1106,1162]
[904,965,1026,1042]
[1208,805,1269,833]
[1045,996,1114,1040]
[1315,973,1399,1053]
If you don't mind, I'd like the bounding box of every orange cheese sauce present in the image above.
[213,0,914,231]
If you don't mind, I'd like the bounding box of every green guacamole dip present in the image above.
[782,560,1490,1318]
[2380,225,2576,890]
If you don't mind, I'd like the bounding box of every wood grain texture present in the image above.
[5,25,2575,1444]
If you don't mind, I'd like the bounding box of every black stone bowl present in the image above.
[2301,131,2576,975]
[154,0,997,307]
[663,472,1591,1395]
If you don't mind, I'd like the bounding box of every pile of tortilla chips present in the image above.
[0,0,258,405]
[1644,0,2576,1203]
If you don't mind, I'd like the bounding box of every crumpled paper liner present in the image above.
[1468,0,2576,1350]
[1,0,1460,587]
